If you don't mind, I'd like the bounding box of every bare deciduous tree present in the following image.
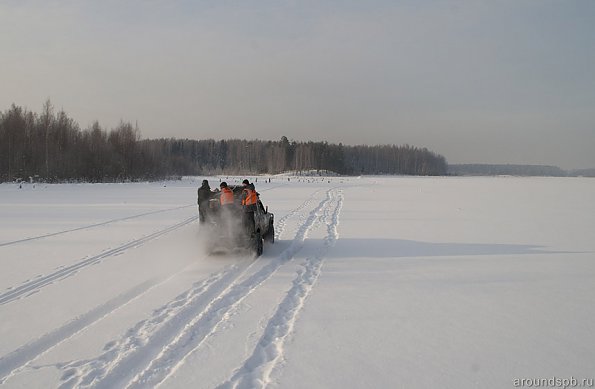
[0,103,448,182]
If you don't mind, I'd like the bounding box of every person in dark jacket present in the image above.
[197,179,214,223]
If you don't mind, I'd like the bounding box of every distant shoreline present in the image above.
[448,164,595,177]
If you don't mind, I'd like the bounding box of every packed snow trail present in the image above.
[0,279,159,384]
[0,256,212,384]
[0,204,194,247]
[114,189,336,389]
[0,216,197,306]
[0,181,288,248]
[216,189,343,389]
[55,188,334,389]
[273,189,321,241]
[58,261,257,389]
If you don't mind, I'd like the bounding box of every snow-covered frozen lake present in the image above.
[1,176,594,389]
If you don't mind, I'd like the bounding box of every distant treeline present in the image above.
[448,164,595,177]
[0,102,447,182]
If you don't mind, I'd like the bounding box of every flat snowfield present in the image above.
[1,176,594,389]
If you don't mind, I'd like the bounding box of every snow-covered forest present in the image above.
[0,102,447,182]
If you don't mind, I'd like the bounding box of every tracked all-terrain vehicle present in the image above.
[203,186,274,256]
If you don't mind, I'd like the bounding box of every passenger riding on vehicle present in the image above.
[219,182,235,207]
[241,179,258,234]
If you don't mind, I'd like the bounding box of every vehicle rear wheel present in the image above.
[264,222,275,244]
[253,232,263,257]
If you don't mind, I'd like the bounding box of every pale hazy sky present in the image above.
[1,0,594,169]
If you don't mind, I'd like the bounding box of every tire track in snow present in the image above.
[61,186,336,388]
[52,188,329,389]
[273,189,321,241]
[0,278,159,384]
[0,258,214,385]
[0,216,197,306]
[0,184,287,247]
[56,260,257,389]
[125,189,336,389]
[216,189,343,389]
[0,180,287,248]
[0,204,194,247]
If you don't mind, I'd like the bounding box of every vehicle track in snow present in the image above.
[0,182,288,301]
[0,204,194,247]
[273,189,321,241]
[56,259,258,389]
[55,188,334,389]
[216,189,344,389]
[129,189,336,389]
[0,181,287,248]
[0,216,197,306]
[0,268,189,384]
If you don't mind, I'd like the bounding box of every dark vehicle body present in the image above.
[203,185,274,256]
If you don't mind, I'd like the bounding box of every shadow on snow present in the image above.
[325,238,572,259]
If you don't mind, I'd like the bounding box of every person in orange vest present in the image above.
[241,179,258,207]
[219,182,235,208]
[241,179,258,234]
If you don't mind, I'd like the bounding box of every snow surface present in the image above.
[0,176,594,389]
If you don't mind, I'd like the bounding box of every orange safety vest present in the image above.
[242,188,258,206]
[220,187,234,205]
